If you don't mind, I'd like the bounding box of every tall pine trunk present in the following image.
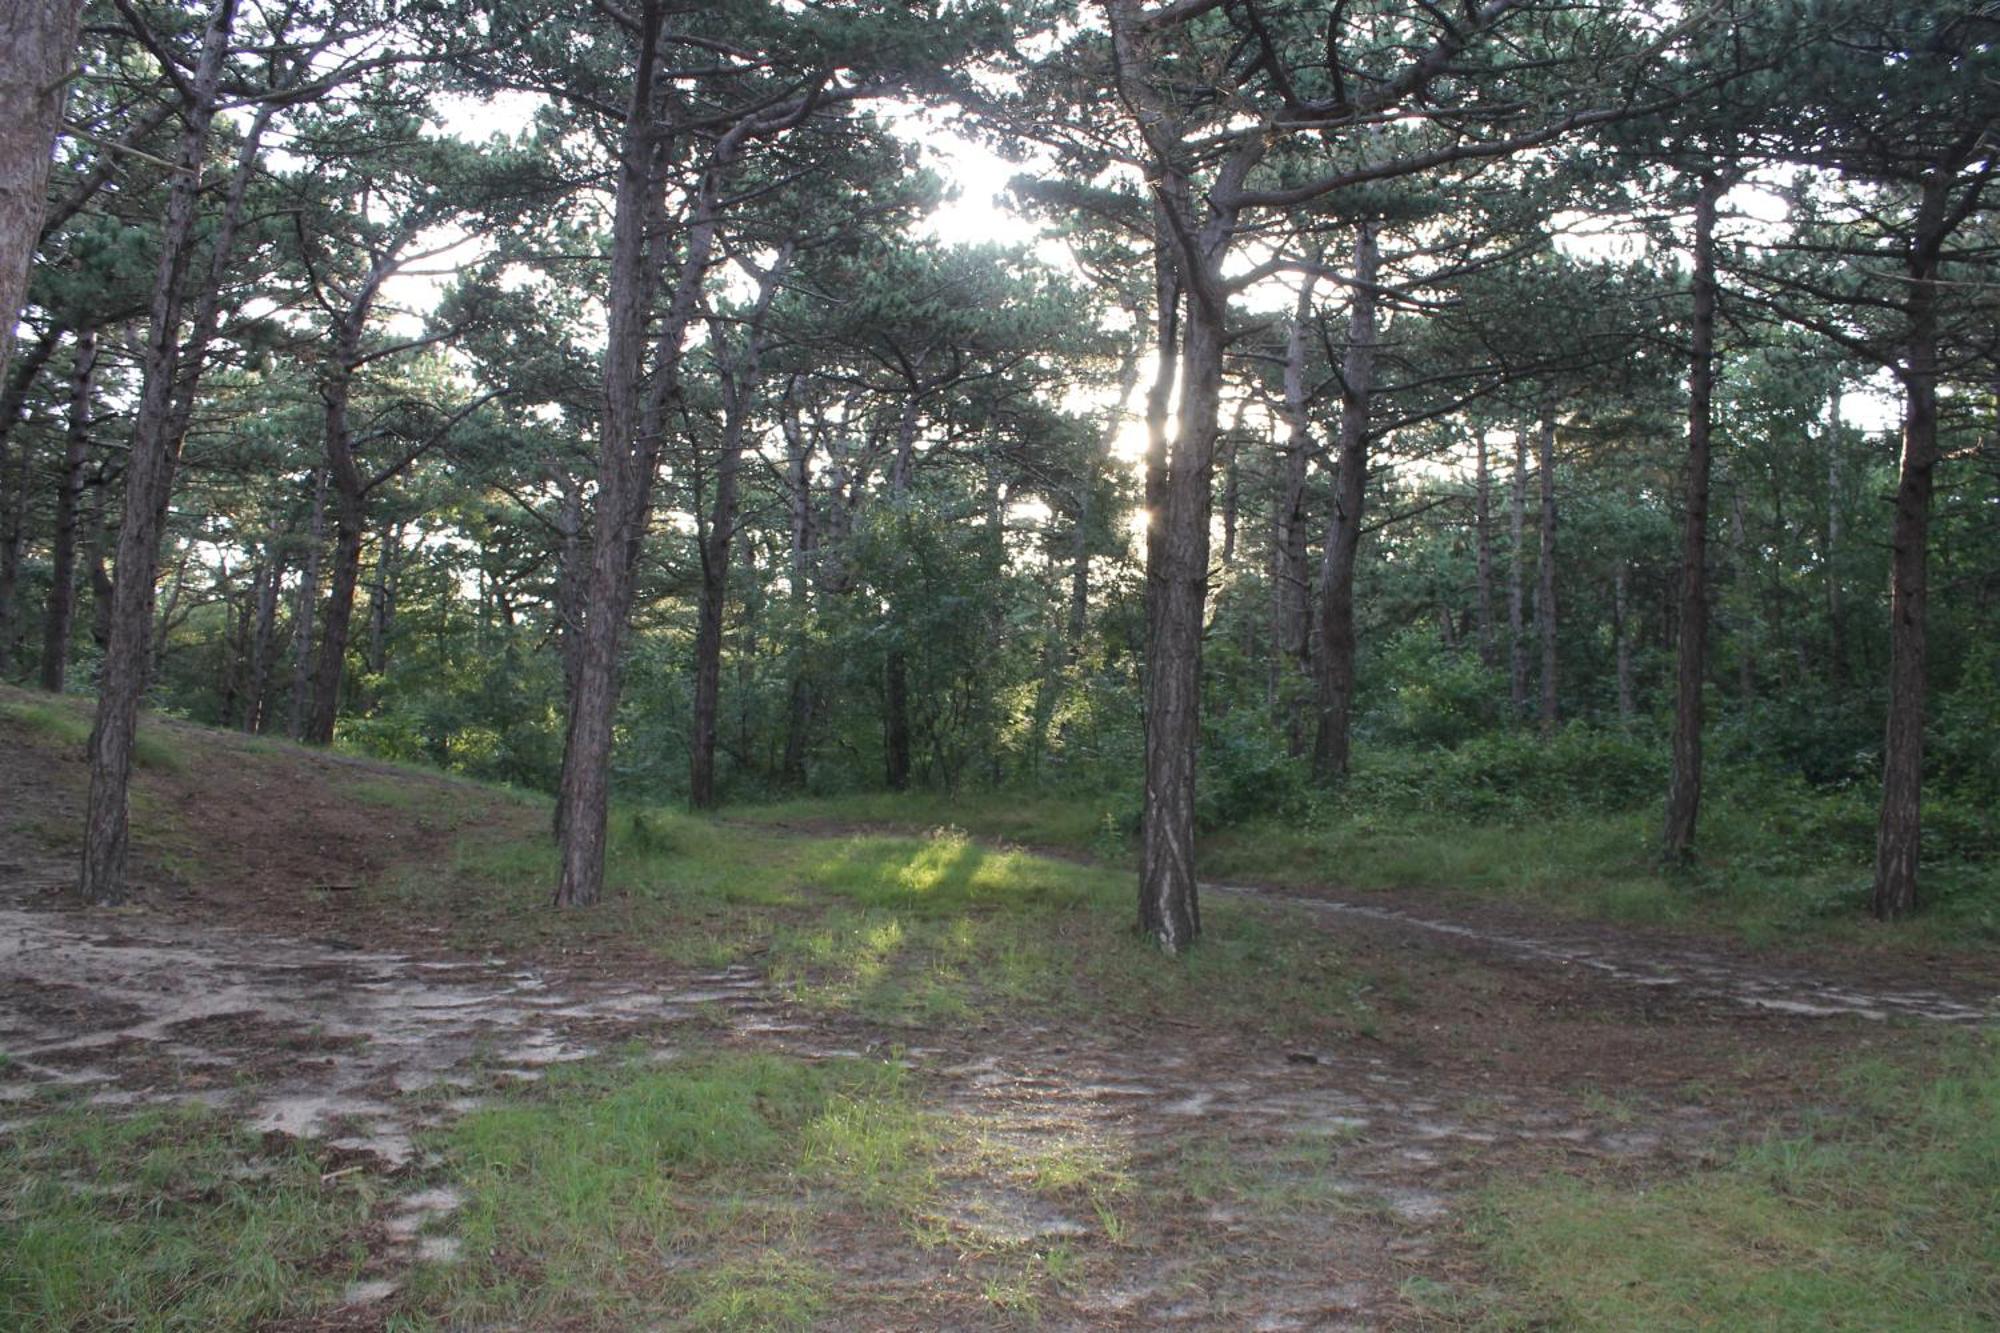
[1312,223,1379,782]
[1507,430,1528,718]
[691,253,786,809]
[1535,416,1558,735]
[80,0,237,904]
[1138,288,1218,955]
[1473,430,1496,668]
[289,466,327,739]
[1872,182,1948,921]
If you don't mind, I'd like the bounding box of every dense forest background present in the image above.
[1,0,1996,937]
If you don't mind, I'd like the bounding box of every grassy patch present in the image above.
[766,827,1367,1038]
[0,698,184,772]
[405,1049,935,1328]
[0,1104,375,1330]
[737,786,2000,951]
[388,812,1367,1042]
[1475,1036,2000,1331]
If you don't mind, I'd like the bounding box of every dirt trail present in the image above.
[4,791,1992,1327]
[1215,882,1998,1025]
[0,878,1854,1329]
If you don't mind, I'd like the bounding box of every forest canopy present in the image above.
[1,0,1996,942]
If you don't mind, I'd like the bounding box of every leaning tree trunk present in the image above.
[39,326,94,690]
[1663,178,1722,863]
[0,0,85,389]
[1311,223,1380,783]
[1534,416,1559,735]
[1872,195,1946,921]
[80,0,237,905]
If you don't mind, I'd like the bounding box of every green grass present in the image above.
[1475,1036,2000,1331]
[388,812,1370,1042]
[731,787,2000,952]
[0,1103,377,1330]
[404,1049,936,1328]
[0,698,185,772]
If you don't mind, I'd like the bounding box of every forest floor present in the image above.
[2,688,1996,1330]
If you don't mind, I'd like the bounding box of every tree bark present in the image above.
[1138,288,1219,955]
[1312,222,1380,782]
[0,0,85,390]
[40,326,95,690]
[556,2,727,907]
[1535,416,1558,735]
[1872,182,1949,921]
[80,0,238,904]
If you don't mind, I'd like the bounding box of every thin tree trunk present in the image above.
[557,3,726,907]
[1872,186,1948,921]
[40,326,94,690]
[882,396,920,792]
[1730,484,1754,702]
[1312,223,1380,782]
[1473,429,1496,668]
[1508,429,1528,718]
[1271,270,1317,705]
[80,0,238,904]
[1535,415,1558,735]
[0,328,60,677]
[1664,177,1723,859]
[778,384,815,788]
[365,520,400,675]
[0,0,86,389]
[1824,388,1844,682]
[306,475,363,744]
[0,422,32,680]
[243,530,281,732]
[691,250,786,809]
[1614,562,1636,721]
[289,466,327,739]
